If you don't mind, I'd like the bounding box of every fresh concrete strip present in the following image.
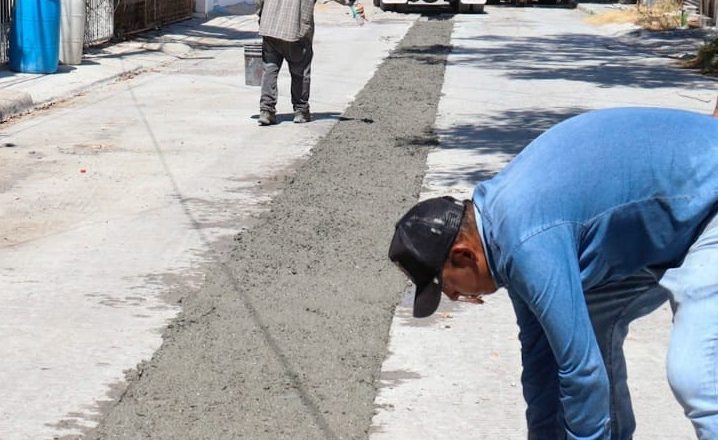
[89,15,451,440]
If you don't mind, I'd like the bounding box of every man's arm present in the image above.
[507,224,610,440]
[508,291,564,440]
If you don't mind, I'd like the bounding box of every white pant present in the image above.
[661,212,718,439]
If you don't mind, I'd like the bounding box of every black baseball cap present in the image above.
[388,196,466,318]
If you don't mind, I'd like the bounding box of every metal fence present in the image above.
[87,0,193,47]
[85,0,114,46]
[0,0,13,63]
[114,0,194,39]
[698,0,718,25]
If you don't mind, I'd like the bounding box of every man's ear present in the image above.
[448,243,477,268]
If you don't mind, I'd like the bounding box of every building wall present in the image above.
[195,0,256,16]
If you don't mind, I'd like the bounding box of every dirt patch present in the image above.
[585,1,684,31]
[585,6,640,26]
[90,16,454,440]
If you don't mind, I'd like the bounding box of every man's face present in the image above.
[440,243,497,303]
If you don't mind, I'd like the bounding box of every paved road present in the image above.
[372,6,716,440]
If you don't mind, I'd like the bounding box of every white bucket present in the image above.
[59,0,86,65]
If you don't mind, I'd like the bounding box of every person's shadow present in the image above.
[249,112,375,124]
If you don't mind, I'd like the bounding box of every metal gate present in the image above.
[114,0,194,39]
[0,0,13,63]
[85,0,114,46]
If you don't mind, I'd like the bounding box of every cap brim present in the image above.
[413,279,442,318]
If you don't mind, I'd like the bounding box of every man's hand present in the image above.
[444,291,485,304]
[457,295,485,304]
[256,0,264,23]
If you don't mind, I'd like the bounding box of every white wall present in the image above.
[195,0,256,17]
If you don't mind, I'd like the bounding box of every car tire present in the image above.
[472,4,484,12]
[374,0,380,6]
[379,0,393,10]
[458,2,471,12]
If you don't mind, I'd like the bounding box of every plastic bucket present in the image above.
[60,0,86,65]
[9,0,62,73]
[244,42,263,87]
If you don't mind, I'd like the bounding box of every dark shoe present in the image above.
[258,110,277,126]
[293,110,311,124]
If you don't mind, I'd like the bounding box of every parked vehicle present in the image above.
[374,0,486,13]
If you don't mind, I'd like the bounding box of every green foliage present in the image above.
[685,38,718,73]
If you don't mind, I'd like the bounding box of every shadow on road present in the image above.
[81,17,258,62]
[433,107,584,184]
[249,112,360,123]
[449,33,713,89]
[169,19,259,48]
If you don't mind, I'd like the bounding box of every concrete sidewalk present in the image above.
[0,19,201,121]
[371,6,716,440]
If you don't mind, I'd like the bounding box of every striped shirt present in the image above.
[257,0,315,42]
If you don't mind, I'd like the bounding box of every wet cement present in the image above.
[91,16,453,440]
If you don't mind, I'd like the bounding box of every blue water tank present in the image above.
[9,0,62,74]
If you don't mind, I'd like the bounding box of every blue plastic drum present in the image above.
[9,0,61,73]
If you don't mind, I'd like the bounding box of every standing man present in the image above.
[388,107,718,439]
[256,0,315,126]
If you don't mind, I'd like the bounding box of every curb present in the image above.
[0,90,33,123]
[0,61,170,124]
[0,35,193,124]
